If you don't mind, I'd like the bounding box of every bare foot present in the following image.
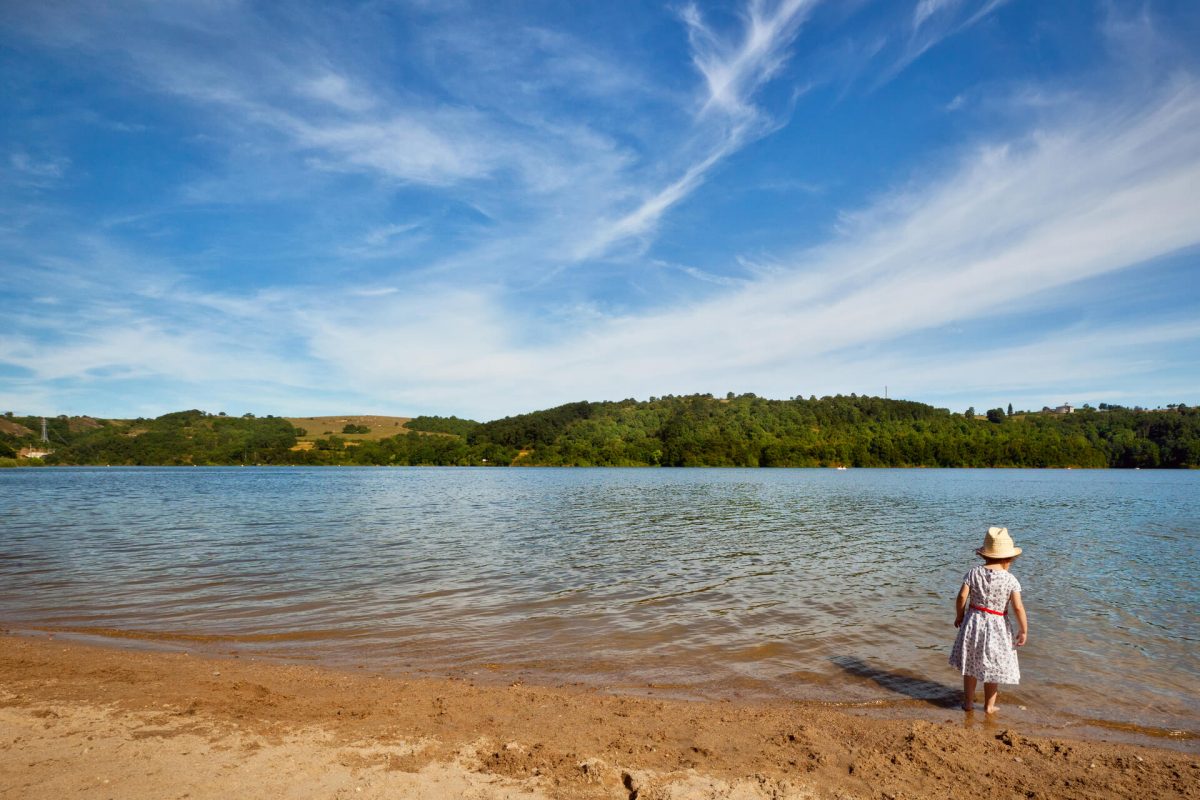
[985,704,998,714]
[962,701,973,711]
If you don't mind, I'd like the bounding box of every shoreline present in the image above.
[2,635,1197,799]
[7,463,1197,469]
[10,624,1199,751]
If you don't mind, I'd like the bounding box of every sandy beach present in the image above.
[1,635,1196,799]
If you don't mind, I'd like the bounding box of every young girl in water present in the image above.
[949,526,1028,713]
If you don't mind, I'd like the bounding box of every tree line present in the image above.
[2,395,1196,468]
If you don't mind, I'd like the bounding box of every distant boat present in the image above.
[836,466,848,471]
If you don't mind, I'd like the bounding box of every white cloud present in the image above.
[299,72,375,112]
[682,0,816,118]
[348,286,400,297]
[0,321,304,387]
[885,0,1010,84]
[363,223,422,247]
[912,0,958,32]
[574,141,735,260]
[291,111,503,186]
[653,259,749,288]
[573,0,816,261]
[853,317,1200,413]
[9,152,70,185]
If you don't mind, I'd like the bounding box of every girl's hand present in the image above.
[1014,632,1027,647]
[954,615,963,628]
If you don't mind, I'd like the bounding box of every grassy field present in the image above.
[285,415,413,446]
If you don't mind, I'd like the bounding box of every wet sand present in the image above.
[1,635,1197,799]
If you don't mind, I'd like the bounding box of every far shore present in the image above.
[2,634,1196,799]
[5,461,1188,469]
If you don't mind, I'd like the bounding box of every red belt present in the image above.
[970,604,1006,616]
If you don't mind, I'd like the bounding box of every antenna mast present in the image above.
[41,417,48,442]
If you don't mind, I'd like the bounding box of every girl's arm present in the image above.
[954,584,969,628]
[1009,591,1028,646]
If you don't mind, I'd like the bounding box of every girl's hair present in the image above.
[981,555,1015,565]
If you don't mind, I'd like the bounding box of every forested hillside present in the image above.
[1,411,298,466]
[452,394,1196,468]
[5,395,1196,468]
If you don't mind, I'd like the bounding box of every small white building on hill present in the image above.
[1041,403,1074,414]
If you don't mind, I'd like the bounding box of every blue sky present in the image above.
[2,0,1198,421]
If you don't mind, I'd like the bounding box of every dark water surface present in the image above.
[1,467,1196,747]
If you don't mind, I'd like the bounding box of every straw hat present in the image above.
[977,526,1022,559]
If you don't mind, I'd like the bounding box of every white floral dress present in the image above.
[949,565,1021,684]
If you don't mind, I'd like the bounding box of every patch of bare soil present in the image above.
[0,419,33,437]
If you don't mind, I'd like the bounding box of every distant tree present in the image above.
[218,411,226,416]
[342,423,369,434]
[1007,403,1013,416]
[987,408,1006,423]
[404,416,480,437]
[965,407,975,420]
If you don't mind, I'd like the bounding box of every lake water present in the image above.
[1,467,1196,747]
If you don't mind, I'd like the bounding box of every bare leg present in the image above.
[983,682,999,713]
[962,676,976,711]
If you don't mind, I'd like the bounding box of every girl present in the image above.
[949,526,1028,713]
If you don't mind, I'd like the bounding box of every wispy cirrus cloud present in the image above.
[913,0,958,32]
[6,2,621,197]
[574,142,734,261]
[7,152,70,187]
[578,0,817,261]
[299,72,376,113]
[881,0,1010,85]
[682,0,816,118]
[0,0,832,288]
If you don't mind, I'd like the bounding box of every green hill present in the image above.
[1,410,298,466]
[456,394,1197,468]
[2,396,1196,468]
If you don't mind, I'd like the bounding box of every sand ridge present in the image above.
[0,635,1196,799]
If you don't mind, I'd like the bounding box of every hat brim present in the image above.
[977,546,1022,559]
